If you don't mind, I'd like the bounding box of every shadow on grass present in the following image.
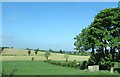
[115,68,120,73]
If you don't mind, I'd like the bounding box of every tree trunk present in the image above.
[118,48,120,55]
[105,46,106,54]
[110,47,112,54]
[47,57,48,60]
[101,45,104,57]
[112,47,115,61]
[104,40,108,54]
[66,58,68,62]
[110,47,115,61]
[92,47,95,56]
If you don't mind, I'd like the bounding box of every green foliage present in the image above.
[80,51,88,56]
[34,48,39,55]
[49,49,53,52]
[59,49,63,53]
[44,60,80,69]
[74,7,120,70]
[26,48,30,50]
[80,61,87,70]
[0,47,10,53]
[28,50,31,55]
[87,56,96,66]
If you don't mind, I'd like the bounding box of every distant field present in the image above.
[1,49,90,61]
[2,61,118,75]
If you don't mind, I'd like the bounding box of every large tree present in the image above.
[91,8,120,61]
[74,7,120,65]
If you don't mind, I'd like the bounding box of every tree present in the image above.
[74,27,96,56]
[49,49,53,52]
[59,49,63,53]
[91,8,120,61]
[64,54,69,62]
[74,7,120,69]
[34,48,39,55]
[28,50,31,55]
[0,47,5,54]
[25,48,30,50]
[44,52,51,60]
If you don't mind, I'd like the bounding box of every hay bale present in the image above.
[93,65,99,71]
[88,65,99,72]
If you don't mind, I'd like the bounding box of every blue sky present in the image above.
[2,2,118,51]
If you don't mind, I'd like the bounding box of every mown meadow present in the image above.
[2,61,119,75]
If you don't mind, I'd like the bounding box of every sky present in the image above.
[2,2,118,51]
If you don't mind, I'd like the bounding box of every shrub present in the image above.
[61,62,69,67]
[44,60,81,69]
[44,59,51,63]
[99,57,115,70]
[67,61,77,68]
[87,56,96,66]
[55,61,61,65]
[44,52,51,60]
[80,61,87,70]
[28,50,31,55]
[67,62,73,67]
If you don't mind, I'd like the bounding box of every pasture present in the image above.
[2,61,118,75]
[1,49,89,61]
[1,48,120,76]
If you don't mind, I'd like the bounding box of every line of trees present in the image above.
[25,48,90,56]
[74,8,120,69]
[0,47,13,54]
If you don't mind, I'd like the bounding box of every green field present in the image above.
[1,49,120,76]
[2,61,118,75]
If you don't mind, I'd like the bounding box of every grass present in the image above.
[1,49,120,76]
[2,61,119,75]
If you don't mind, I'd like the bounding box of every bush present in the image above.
[44,59,51,63]
[61,62,69,67]
[87,56,96,66]
[44,60,81,69]
[68,62,74,68]
[99,57,115,70]
[75,62,81,69]
[56,61,61,65]
[80,61,87,70]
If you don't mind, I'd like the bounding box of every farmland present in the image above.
[1,48,89,61]
[1,48,120,76]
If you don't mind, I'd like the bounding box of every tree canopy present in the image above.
[74,8,120,66]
